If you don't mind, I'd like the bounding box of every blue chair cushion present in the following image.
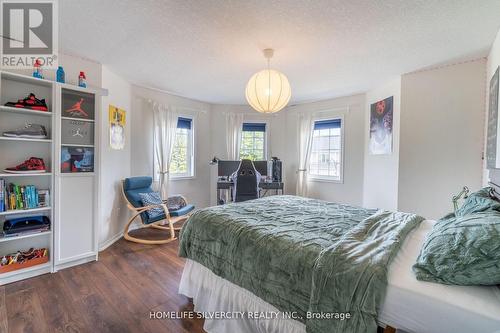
[143,204,194,224]
[124,176,152,191]
[138,192,164,219]
[146,213,168,224]
[124,177,153,209]
[169,204,195,217]
[124,177,155,224]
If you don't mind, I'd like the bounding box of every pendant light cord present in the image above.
[267,56,271,110]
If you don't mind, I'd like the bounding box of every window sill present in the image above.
[170,175,196,181]
[308,176,343,184]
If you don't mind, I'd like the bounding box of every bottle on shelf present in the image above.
[56,66,65,83]
[33,59,43,79]
[78,71,87,88]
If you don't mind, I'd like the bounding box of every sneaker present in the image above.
[4,157,46,174]
[5,93,48,112]
[3,123,48,139]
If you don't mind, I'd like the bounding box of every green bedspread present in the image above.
[179,195,423,333]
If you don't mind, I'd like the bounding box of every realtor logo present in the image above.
[1,0,58,69]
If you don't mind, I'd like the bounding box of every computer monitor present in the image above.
[218,160,240,177]
[253,160,268,176]
[218,160,269,177]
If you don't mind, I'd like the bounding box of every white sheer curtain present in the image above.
[226,113,245,160]
[152,101,178,199]
[296,113,314,197]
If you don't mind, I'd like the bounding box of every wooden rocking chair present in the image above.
[122,176,195,244]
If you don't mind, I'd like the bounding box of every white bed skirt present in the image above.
[179,259,307,333]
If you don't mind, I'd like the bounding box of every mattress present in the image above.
[179,219,500,333]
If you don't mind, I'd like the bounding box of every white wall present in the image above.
[131,85,212,209]
[485,30,500,184]
[398,59,486,219]
[283,94,366,206]
[58,53,103,88]
[363,77,401,210]
[99,66,132,249]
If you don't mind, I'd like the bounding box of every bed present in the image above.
[178,195,500,333]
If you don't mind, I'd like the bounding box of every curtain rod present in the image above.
[138,97,208,114]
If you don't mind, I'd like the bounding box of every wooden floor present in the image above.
[0,228,206,333]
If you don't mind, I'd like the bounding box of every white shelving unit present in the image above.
[0,207,52,217]
[0,105,52,116]
[0,173,52,177]
[0,137,52,143]
[0,70,107,284]
[0,230,51,243]
[0,70,54,285]
[61,116,94,123]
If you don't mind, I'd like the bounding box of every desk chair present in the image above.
[233,159,260,202]
[122,176,194,244]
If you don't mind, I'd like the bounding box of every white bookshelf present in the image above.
[0,71,53,284]
[0,137,52,143]
[0,105,52,117]
[61,144,94,148]
[61,116,94,123]
[54,82,101,272]
[0,207,52,217]
[0,230,51,243]
[0,173,52,177]
[0,70,106,284]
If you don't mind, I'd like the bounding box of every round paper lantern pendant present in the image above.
[245,49,291,114]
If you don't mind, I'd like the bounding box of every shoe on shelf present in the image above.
[3,123,48,139]
[5,93,48,112]
[3,157,46,174]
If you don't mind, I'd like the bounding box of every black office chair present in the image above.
[233,159,260,202]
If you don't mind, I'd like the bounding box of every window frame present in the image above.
[308,115,345,184]
[239,121,268,161]
[154,116,196,181]
[170,116,195,180]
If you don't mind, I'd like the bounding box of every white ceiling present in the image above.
[60,0,500,105]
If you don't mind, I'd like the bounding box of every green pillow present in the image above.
[413,212,500,285]
[455,187,500,216]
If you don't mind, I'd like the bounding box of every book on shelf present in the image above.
[0,179,4,212]
[0,180,49,212]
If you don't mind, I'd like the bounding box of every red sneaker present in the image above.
[4,157,46,174]
[5,93,48,112]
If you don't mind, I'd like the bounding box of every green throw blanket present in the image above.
[179,196,423,333]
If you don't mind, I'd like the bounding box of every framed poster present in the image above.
[486,66,499,169]
[62,89,95,120]
[61,146,94,173]
[109,105,126,150]
[369,96,393,155]
[61,119,94,145]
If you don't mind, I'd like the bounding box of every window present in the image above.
[240,123,266,160]
[169,117,194,178]
[309,118,343,181]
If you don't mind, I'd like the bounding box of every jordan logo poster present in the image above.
[369,96,393,155]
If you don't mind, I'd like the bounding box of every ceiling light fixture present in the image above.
[245,48,291,114]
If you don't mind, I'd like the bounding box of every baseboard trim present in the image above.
[98,224,140,251]
[54,255,97,271]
